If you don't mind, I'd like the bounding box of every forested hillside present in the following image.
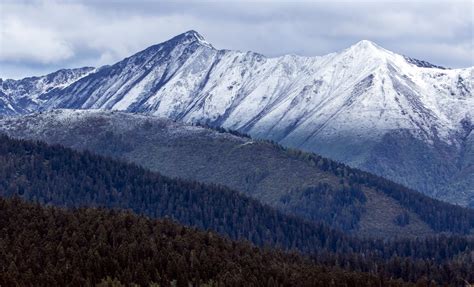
[0,135,473,285]
[1,110,472,237]
[0,197,408,287]
[0,134,346,254]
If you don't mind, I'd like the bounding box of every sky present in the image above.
[0,0,473,79]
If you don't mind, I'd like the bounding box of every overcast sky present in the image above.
[0,0,472,79]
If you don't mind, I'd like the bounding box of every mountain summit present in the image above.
[166,30,213,48]
[1,31,472,206]
[343,39,395,59]
[347,40,385,51]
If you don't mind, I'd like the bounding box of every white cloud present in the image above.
[0,15,74,63]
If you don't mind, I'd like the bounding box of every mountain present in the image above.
[0,67,94,115]
[2,109,473,237]
[1,31,473,206]
[1,136,473,286]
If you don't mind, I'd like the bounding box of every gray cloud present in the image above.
[0,0,472,79]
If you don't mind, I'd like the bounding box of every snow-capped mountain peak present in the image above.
[168,30,214,49]
[0,31,472,205]
[337,39,401,67]
[342,40,449,70]
[1,32,470,145]
[348,39,384,51]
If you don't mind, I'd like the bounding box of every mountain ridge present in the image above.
[0,31,472,206]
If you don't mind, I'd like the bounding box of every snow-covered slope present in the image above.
[1,31,473,205]
[0,67,95,115]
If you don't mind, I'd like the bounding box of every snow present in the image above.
[1,33,472,149]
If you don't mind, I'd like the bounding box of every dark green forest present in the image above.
[0,135,473,285]
[0,197,409,287]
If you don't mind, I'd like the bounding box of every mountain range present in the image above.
[0,30,472,206]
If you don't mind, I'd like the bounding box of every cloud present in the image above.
[0,0,472,79]
[0,14,74,64]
